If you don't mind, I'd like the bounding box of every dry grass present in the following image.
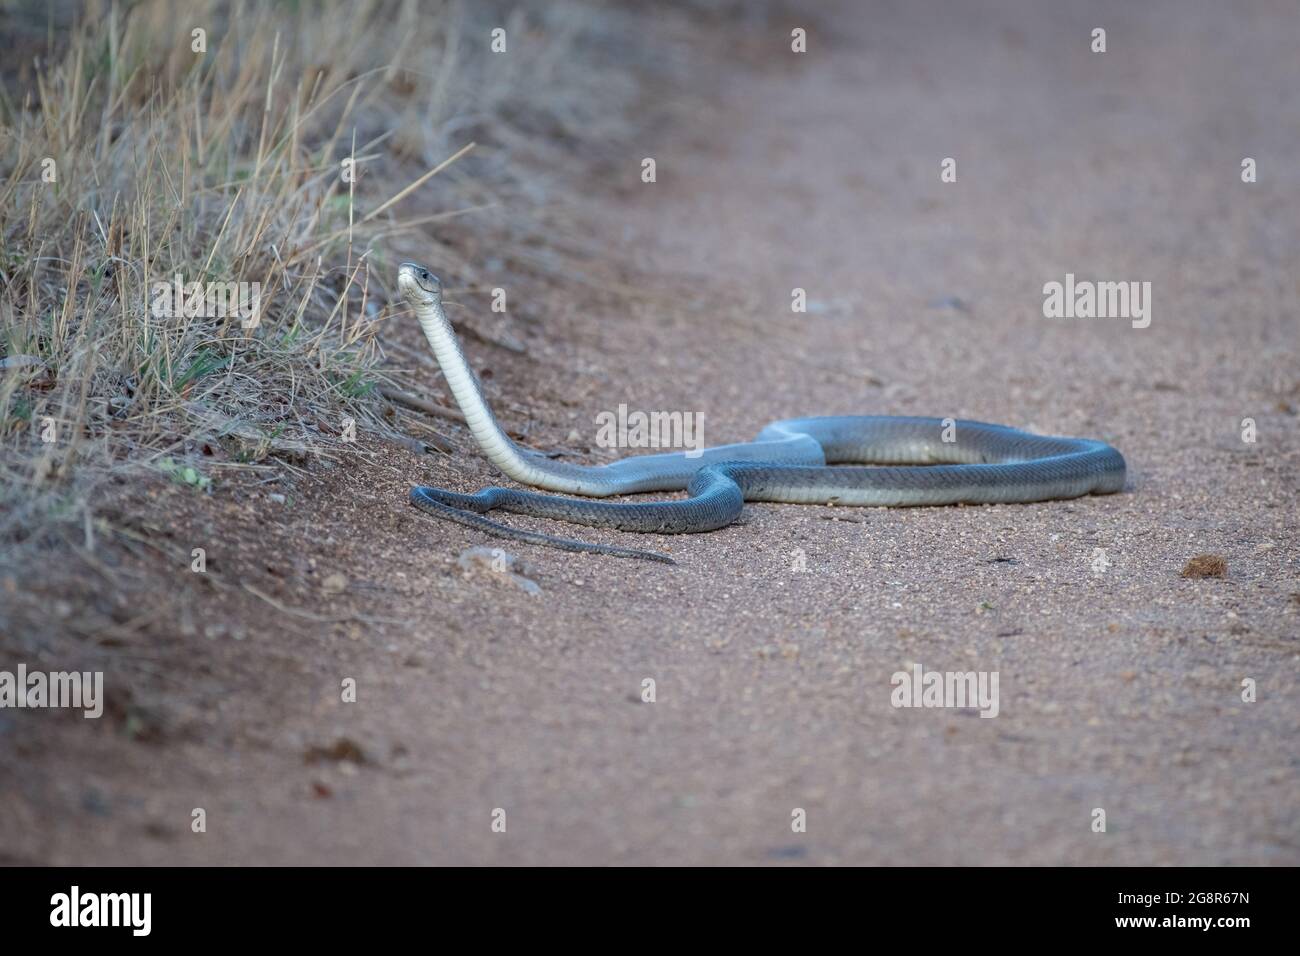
[0,0,647,558]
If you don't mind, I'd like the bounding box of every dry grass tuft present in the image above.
[0,0,648,557]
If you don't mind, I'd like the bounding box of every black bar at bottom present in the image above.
[0,865,1282,942]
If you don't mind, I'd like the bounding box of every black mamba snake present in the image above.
[399,263,1126,564]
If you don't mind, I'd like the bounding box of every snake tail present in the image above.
[409,486,678,565]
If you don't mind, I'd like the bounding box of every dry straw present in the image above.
[0,0,644,559]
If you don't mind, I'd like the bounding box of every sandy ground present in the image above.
[4,0,1298,865]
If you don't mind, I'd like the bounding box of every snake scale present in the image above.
[399,263,1126,564]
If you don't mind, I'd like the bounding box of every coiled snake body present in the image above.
[400,263,1126,564]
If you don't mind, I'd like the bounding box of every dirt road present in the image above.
[7,1,1297,865]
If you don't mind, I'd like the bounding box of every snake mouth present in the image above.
[398,262,442,297]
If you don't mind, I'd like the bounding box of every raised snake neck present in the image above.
[400,264,1126,564]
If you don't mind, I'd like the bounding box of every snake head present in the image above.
[398,262,442,303]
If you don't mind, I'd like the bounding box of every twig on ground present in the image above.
[379,386,466,423]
